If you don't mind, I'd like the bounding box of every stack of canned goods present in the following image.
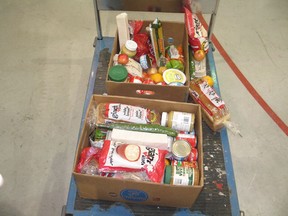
[161,110,200,186]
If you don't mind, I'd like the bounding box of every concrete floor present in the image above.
[0,0,287,216]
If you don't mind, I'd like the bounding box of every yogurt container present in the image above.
[162,69,186,85]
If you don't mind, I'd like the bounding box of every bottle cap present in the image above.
[167,37,174,45]
[161,112,168,126]
[108,65,128,82]
[125,40,137,52]
[164,165,172,184]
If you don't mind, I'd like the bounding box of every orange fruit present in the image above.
[150,73,164,83]
[202,75,214,87]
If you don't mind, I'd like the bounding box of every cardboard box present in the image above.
[73,95,203,208]
[106,21,190,102]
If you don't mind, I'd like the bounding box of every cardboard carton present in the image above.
[106,21,190,102]
[73,95,203,208]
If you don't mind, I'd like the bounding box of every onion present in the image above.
[147,67,158,76]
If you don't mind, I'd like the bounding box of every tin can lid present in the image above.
[108,65,128,82]
[172,140,191,158]
[164,165,172,184]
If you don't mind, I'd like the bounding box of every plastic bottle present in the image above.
[121,40,137,58]
[161,111,195,132]
[164,165,200,186]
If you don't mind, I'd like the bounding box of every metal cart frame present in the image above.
[93,0,220,42]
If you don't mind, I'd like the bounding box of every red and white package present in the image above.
[184,7,209,53]
[176,131,197,148]
[186,148,198,162]
[76,146,102,173]
[129,20,144,36]
[98,140,168,183]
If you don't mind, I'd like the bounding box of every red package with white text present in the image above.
[184,7,209,53]
[98,140,168,183]
[176,131,197,148]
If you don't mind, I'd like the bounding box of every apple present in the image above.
[193,49,205,61]
[118,54,129,65]
[158,66,167,75]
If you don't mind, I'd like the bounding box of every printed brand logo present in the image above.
[120,189,148,202]
[141,147,158,166]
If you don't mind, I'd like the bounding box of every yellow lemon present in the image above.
[202,75,214,87]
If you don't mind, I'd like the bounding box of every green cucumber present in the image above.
[97,122,178,137]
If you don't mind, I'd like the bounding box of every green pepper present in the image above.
[165,59,184,71]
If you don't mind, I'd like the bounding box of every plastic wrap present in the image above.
[95,103,161,125]
[184,7,209,53]
[89,128,108,148]
[97,122,178,137]
[189,79,242,135]
[76,147,102,175]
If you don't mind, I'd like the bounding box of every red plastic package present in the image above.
[133,33,150,61]
[98,140,168,183]
[184,7,195,40]
[175,131,197,148]
[129,20,144,36]
[184,7,209,53]
[76,146,101,173]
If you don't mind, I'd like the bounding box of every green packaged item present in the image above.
[97,122,178,137]
[165,59,184,72]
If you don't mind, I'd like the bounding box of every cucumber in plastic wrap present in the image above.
[97,122,178,137]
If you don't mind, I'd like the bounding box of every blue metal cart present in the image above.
[63,1,241,215]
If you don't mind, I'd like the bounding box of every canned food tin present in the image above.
[139,55,151,70]
[171,160,198,169]
[164,165,200,186]
[171,140,191,161]
[176,131,197,148]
